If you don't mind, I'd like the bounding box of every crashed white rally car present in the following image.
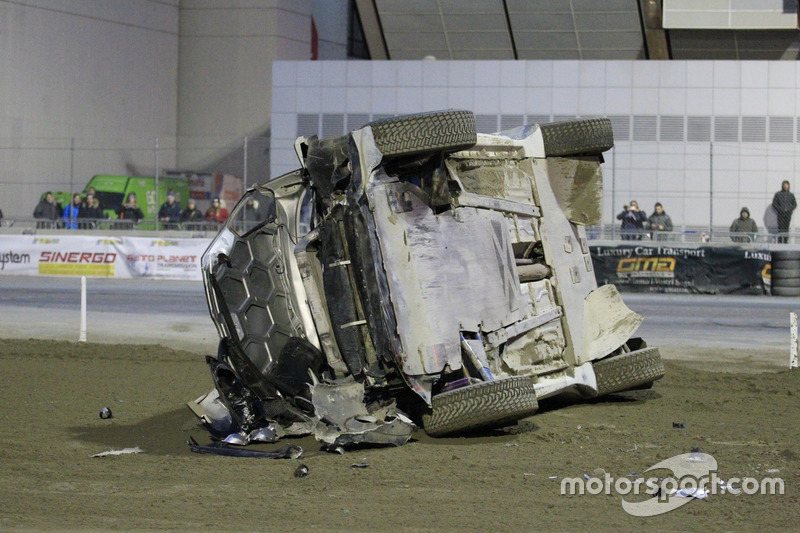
[189,110,664,448]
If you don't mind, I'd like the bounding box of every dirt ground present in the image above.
[1,340,798,531]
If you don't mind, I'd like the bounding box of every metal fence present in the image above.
[0,135,271,220]
[3,133,800,236]
[5,215,796,247]
[586,224,800,245]
[604,140,800,232]
[0,217,221,236]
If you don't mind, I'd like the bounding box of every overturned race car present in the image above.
[189,110,665,448]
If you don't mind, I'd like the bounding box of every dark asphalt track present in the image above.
[0,276,797,351]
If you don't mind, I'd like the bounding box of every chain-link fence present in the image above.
[601,139,800,244]
[3,133,799,243]
[0,135,270,232]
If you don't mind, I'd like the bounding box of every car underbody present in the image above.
[189,110,665,448]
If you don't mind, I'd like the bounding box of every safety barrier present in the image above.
[0,234,211,280]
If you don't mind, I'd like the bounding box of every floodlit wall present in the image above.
[270,59,800,230]
[176,0,312,177]
[0,0,316,219]
[0,0,180,213]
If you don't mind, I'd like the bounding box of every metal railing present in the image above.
[586,225,799,245]
[0,217,222,236]
[5,217,798,246]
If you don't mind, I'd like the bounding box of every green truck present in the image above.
[51,175,191,228]
[84,175,190,220]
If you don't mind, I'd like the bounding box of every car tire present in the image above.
[772,286,800,297]
[771,267,800,279]
[772,251,800,262]
[772,260,800,270]
[593,347,665,397]
[539,117,614,157]
[367,109,477,159]
[422,376,539,437]
[771,277,800,288]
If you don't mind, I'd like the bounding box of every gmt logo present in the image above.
[616,257,676,278]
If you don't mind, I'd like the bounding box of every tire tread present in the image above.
[772,251,800,261]
[539,118,614,157]
[368,110,477,158]
[593,347,665,397]
[422,376,538,437]
[771,267,800,279]
[772,286,800,297]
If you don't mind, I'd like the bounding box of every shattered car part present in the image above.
[222,425,280,446]
[189,109,665,445]
[310,381,415,447]
[187,437,302,459]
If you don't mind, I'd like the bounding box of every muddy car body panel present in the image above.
[192,110,664,443]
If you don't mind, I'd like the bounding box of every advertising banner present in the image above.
[590,244,770,294]
[0,235,210,280]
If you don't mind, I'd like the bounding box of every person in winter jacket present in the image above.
[772,180,796,243]
[180,198,203,228]
[616,200,647,240]
[33,192,62,228]
[204,197,230,227]
[158,191,182,230]
[79,195,103,228]
[83,187,99,208]
[646,202,673,241]
[730,207,758,242]
[116,192,144,226]
[62,193,82,229]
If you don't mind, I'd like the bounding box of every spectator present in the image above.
[33,192,61,229]
[243,198,259,221]
[181,198,203,228]
[730,207,758,243]
[616,200,647,240]
[646,202,674,241]
[79,195,103,228]
[204,197,230,228]
[84,187,101,210]
[62,193,82,229]
[116,192,144,226]
[158,191,182,230]
[772,180,796,243]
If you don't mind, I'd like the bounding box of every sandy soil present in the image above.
[1,339,798,531]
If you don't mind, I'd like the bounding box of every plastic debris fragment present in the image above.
[92,447,142,458]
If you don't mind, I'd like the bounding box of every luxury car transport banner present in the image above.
[0,236,209,280]
[590,245,770,294]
